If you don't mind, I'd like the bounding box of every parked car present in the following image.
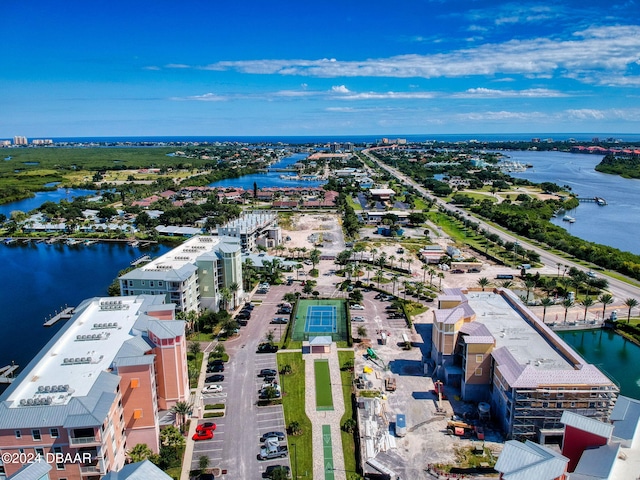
[263,465,291,479]
[260,431,286,442]
[192,430,214,441]
[352,316,365,322]
[209,359,224,365]
[207,364,224,373]
[350,304,364,310]
[467,268,481,273]
[244,302,254,310]
[203,384,223,394]
[271,317,288,324]
[258,445,288,460]
[451,269,465,274]
[257,343,279,354]
[259,368,277,377]
[205,374,224,383]
[196,422,217,433]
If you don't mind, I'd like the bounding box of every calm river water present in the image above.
[506,150,640,255]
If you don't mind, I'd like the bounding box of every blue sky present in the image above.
[2,0,640,137]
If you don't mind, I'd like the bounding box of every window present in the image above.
[542,402,549,408]
[556,402,562,408]
[50,428,59,438]
[141,281,145,286]
[589,402,596,408]
[150,281,154,287]
[128,280,133,287]
[32,429,41,441]
[14,430,21,439]
[474,368,483,376]
[476,354,484,363]
[557,387,564,398]
[34,448,44,457]
[53,447,64,470]
[158,281,163,287]
[571,402,576,407]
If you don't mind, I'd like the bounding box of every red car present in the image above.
[196,422,217,433]
[192,430,214,441]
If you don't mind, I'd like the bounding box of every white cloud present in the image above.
[453,87,568,98]
[331,85,351,93]
[165,64,191,69]
[171,93,228,101]
[195,26,640,86]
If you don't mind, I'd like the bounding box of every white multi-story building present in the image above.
[216,211,280,252]
[119,235,243,313]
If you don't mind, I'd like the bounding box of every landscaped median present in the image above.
[277,352,313,478]
[337,351,359,478]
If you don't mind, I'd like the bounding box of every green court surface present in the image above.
[314,359,333,410]
[322,424,335,480]
[292,299,348,342]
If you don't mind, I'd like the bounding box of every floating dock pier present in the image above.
[43,307,75,327]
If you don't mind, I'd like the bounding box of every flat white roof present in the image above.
[7,296,147,408]
[138,235,224,272]
[465,292,570,371]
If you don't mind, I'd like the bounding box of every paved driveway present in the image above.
[189,285,291,478]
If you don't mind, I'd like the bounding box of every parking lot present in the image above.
[189,285,293,478]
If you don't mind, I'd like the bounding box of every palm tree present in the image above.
[477,277,490,292]
[624,298,638,323]
[500,280,514,289]
[599,293,614,321]
[219,287,232,311]
[389,255,396,269]
[171,401,193,433]
[580,297,595,322]
[428,268,436,287]
[556,262,562,277]
[422,263,428,284]
[365,264,374,283]
[229,282,240,309]
[403,281,411,301]
[391,274,400,296]
[357,326,367,340]
[415,282,425,299]
[374,269,385,288]
[562,298,574,324]
[540,297,554,323]
[309,248,321,270]
[437,272,445,291]
[524,279,536,303]
[127,443,155,463]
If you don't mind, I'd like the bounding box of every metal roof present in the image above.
[610,395,640,443]
[572,443,619,480]
[7,458,52,480]
[494,440,568,480]
[561,411,613,439]
[103,460,172,480]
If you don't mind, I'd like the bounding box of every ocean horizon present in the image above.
[7,133,640,145]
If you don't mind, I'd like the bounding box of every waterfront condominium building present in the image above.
[0,295,189,480]
[119,235,243,313]
[216,211,281,252]
[431,287,618,443]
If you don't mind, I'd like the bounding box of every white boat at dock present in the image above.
[562,215,576,223]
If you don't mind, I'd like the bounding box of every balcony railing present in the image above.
[69,436,98,445]
[80,464,105,475]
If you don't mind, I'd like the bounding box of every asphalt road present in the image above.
[190,286,292,479]
[362,148,640,305]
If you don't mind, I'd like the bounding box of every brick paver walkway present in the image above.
[304,347,347,480]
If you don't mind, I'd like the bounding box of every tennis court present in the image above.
[292,299,348,342]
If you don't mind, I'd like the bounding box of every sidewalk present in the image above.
[304,347,347,480]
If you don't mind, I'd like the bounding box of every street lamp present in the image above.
[291,442,298,479]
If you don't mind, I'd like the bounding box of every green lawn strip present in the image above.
[337,351,359,478]
[346,195,363,211]
[314,360,333,410]
[277,352,313,478]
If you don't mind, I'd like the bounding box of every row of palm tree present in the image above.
[539,293,638,324]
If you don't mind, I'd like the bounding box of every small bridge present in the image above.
[577,196,607,205]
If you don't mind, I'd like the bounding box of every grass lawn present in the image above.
[277,352,313,478]
[337,351,361,479]
[314,360,333,410]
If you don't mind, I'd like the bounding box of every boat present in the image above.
[128,240,140,247]
[66,238,79,246]
[84,239,97,246]
[562,215,576,223]
[3,238,16,245]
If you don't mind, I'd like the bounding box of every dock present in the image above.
[43,307,75,327]
[131,255,151,266]
[0,363,19,384]
[578,196,607,205]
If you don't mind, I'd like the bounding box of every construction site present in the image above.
[351,314,504,480]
